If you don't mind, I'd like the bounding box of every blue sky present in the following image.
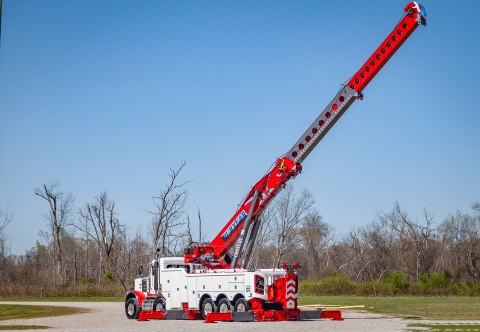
[1,0,479,255]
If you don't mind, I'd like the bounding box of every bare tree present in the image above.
[472,201,480,215]
[185,215,193,244]
[298,210,333,277]
[197,206,202,243]
[365,220,398,280]
[147,161,190,255]
[0,210,12,251]
[336,226,370,279]
[0,210,12,284]
[270,184,315,268]
[376,201,434,281]
[463,202,480,280]
[115,225,131,291]
[77,191,120,281]
[438,212,469,270]
[34,182,75,285]
[248,207,277,269]
[0,209,11,233]
[174,215,194,256]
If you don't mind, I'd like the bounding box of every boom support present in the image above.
[184,2,426,269]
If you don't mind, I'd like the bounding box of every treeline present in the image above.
[0,163,479,298]
[248,188,480,294]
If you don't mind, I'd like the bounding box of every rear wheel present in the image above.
[201,298,216,319]
[153,297,165,312]
[217,298,232,313]
[234,298,250,312]
[125,298,140,319]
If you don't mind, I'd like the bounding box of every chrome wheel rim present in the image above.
[236,303,245,312]
[219,303,229,313]
[155,302,164,311]
[127,303,135,316]
[204,302,213,316]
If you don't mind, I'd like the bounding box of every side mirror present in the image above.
[138,265,144,276]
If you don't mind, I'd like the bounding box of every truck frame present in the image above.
[125,2,427,323]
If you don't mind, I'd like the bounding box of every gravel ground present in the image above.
[1,301,480,332]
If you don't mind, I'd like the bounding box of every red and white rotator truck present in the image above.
[125,2,427,323]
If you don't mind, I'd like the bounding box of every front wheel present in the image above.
[201,298,216,320]
[125,298,140,319]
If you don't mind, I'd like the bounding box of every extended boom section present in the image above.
[347,2,426,93]
[286,86,357,164]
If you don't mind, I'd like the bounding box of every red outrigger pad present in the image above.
[137,310,165,321]
[321,310,344,321]
[204,312,233,323]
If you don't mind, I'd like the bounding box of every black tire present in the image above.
[201,298,216,320]
[125,298,140,319]
[153,297,166,312]
[217,298,232,313]
[234,298,251,312]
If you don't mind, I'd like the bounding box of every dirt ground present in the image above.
[1,301,480,332]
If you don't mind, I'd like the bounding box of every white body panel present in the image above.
[133,257,281,310]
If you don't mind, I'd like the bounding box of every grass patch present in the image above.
[299,296,480,320]
[0,304,87,321]
[408,323,480,331]
[0,325,49,330]
[0,296,123,302]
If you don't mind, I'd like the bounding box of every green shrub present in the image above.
[321,273,356,295]
[79,286,102,297]
[299,273,355,296]
[382,271,409,295]
[355,281,376,296]
[444,270,453,284]
[80,277,96,285]
[419,272,448,290]
[299,278,315,295]
[104,270,115,282]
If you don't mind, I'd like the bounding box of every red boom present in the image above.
[184,2,426,269]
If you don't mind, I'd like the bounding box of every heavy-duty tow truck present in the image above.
[125,2,427,323]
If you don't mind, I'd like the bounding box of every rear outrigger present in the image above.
[125,2,427,323]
